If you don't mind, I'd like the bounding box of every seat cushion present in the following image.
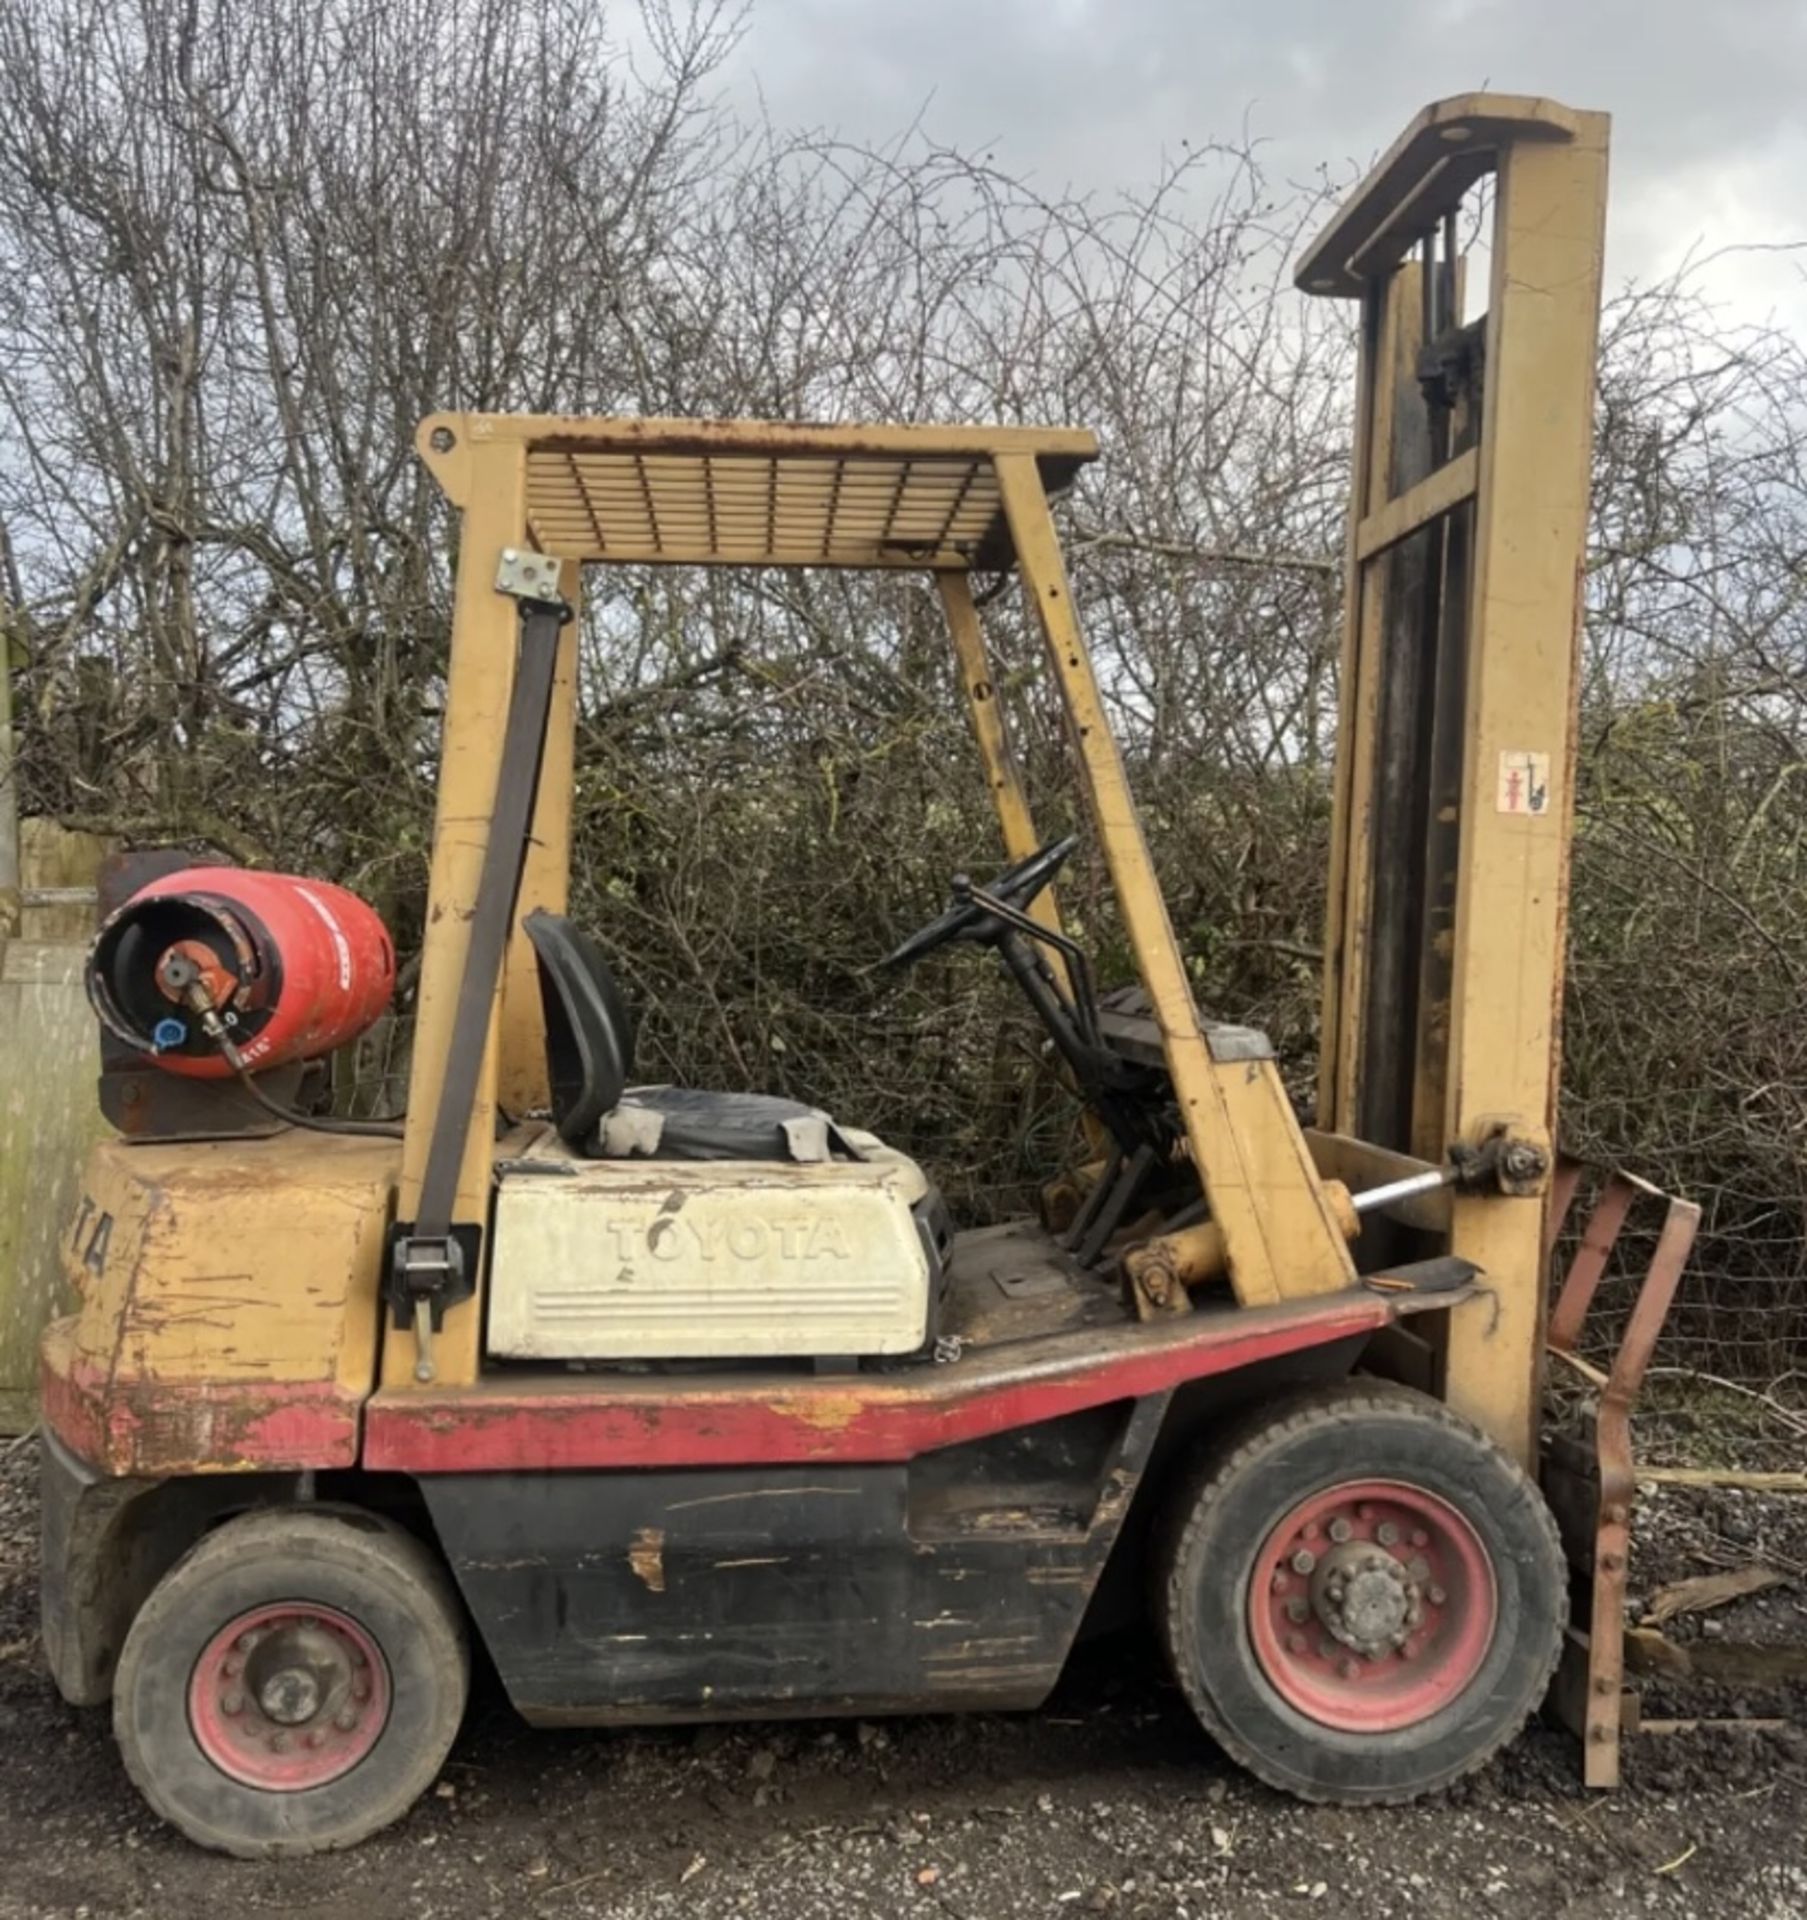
[595,1086,853,1162]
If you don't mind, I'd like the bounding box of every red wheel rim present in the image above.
[1246,1478,1497,1733]
[188,1602,391,1790]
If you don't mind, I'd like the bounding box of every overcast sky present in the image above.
[712,0,1807,328]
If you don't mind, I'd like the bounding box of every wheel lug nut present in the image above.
[236,1632,257,1653]
[1286,1599,1309,1624]
[1287,1633,1308,1655]
[1408,1557,1430,1582]
[1338,1657,1360,1679]
[1376,1522,1399,1547]
[1291,1549,1316,1575]
[1429,1586,1447,1606]
[223,1656,242,1678]
[1356,1505,1374,1522]
[222,1691,244,1715]
[1302,1523,1320,1542]
[1411,1529,1428,1548]
[307,1729,327,1749]
[335,1708,359,1732]
[269,1732,289,1754]
[1272,1569,1289,1593]
[1317,1639,1336,1661]
[351,1648,367,1669]
[352,1677,371,1702]
[1328,1519,1352,1544]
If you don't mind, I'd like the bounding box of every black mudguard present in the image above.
[39,1430,164,1706]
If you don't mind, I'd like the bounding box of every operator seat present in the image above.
[521,911,856,1163]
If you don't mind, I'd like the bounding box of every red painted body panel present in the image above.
[40,1344,362,1477]
[364,1293,1392,1474]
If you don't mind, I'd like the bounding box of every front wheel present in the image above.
[113,1506,469,1856]
[1157,1381,1565,1804]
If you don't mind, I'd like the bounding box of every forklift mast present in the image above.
[1302,97,1609,1464]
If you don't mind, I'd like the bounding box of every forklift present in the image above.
[38,95,1676,1857]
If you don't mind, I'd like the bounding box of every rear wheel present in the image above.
[114,1506,468,1856]
[1157,1380,1564,1804]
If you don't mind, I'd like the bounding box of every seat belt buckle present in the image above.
[384,1223,482,1382]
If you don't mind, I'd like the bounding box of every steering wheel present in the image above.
[882,834,1078,971]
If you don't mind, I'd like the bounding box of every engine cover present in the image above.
[486,1134,934,1361]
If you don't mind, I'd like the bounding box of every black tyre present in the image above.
[113,1506,469,1856]
[1156,1380,1564,1804]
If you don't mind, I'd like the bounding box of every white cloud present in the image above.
[707,0,1807,324]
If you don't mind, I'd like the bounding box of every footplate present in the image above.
[1539,1163,1700,1788]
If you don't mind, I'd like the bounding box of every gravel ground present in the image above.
[1631,1480,1807,1654]
[2,1438,1804,1920]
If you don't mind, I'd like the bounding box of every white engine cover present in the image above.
[487,1135,933,1360]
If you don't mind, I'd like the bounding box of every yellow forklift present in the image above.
[38,95,1685,1856]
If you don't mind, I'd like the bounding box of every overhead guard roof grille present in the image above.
[418,415,1098,571]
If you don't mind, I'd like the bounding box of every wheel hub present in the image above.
[248,1620,348,1724]
[188,1603,390,1790]
[1313,1543,1423,1656]
[1247,1479,1497,1733]
[259,1665,321,1724]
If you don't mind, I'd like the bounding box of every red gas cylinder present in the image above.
[87,868,396,1079]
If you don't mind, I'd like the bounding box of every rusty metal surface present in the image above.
[940,1223,1119,1348]
[1546,1173,1635,1355]
[1542,1166,1701,1788]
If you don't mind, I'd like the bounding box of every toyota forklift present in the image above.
[38,96,1687,1856]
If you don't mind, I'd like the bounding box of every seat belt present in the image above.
[386,550,570,1381]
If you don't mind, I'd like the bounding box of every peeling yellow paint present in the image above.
[62,1133,395,1390]
[767,1392,865,1433]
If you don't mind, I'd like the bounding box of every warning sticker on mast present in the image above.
[1496,750,1551,816]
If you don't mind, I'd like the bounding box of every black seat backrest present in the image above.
[522,911,637,1146]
